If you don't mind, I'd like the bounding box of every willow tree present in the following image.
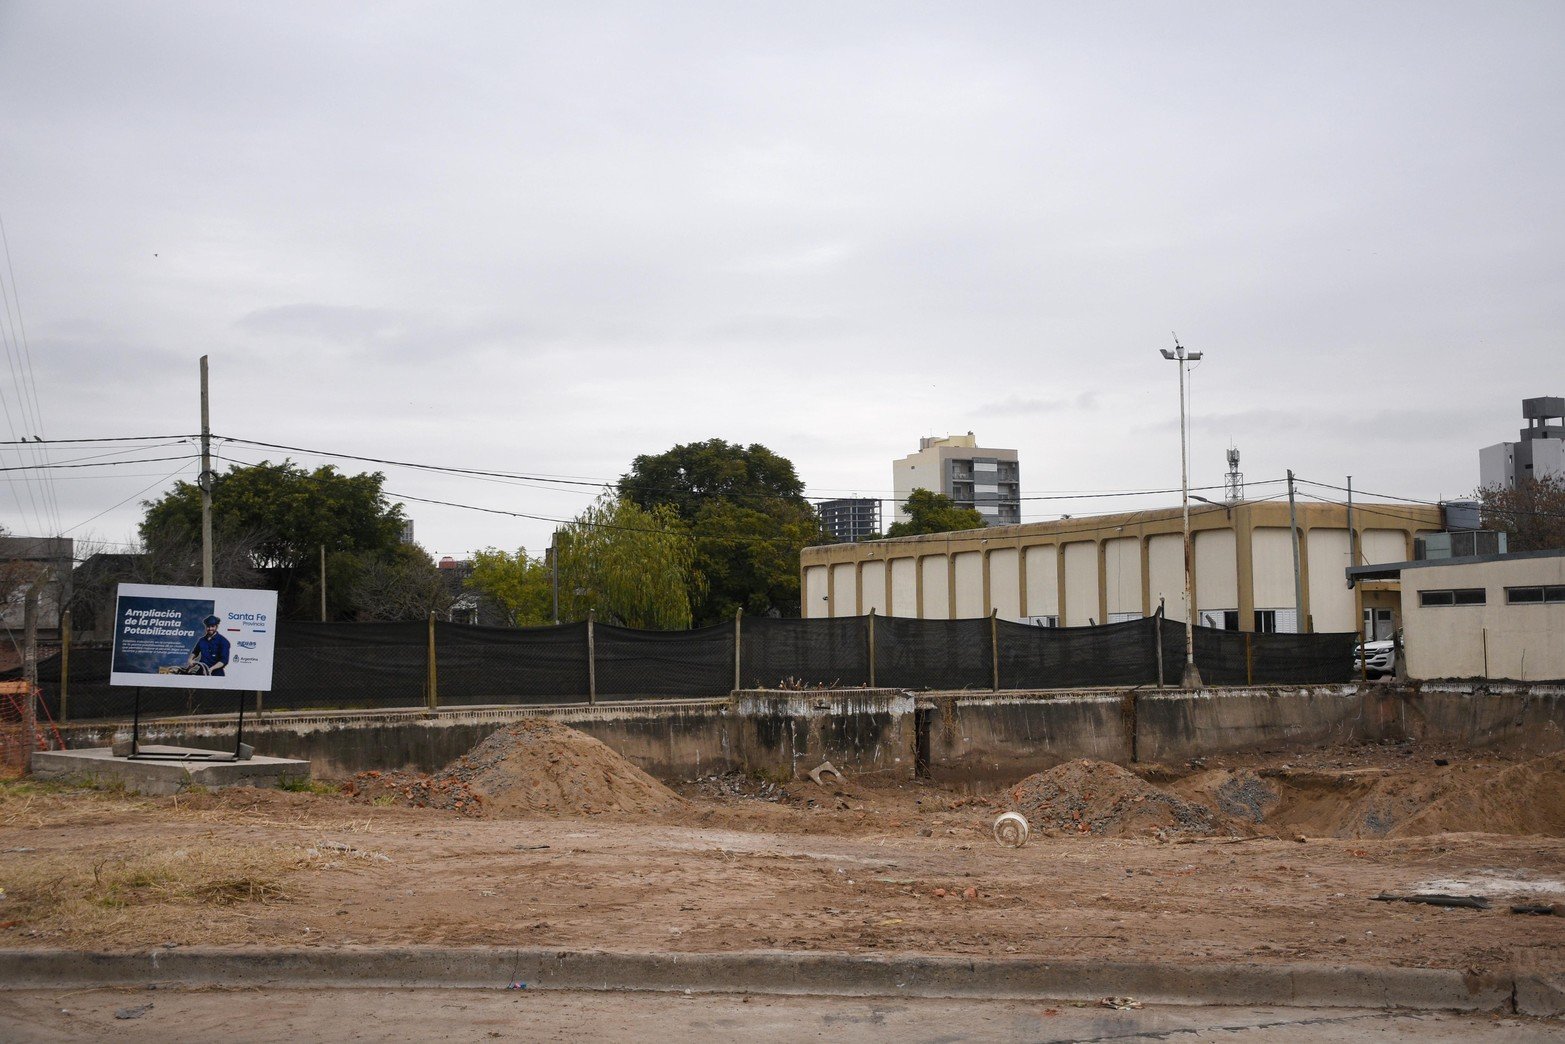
[555,493,697,629]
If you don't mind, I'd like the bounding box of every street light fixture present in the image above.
[1161,338,1203,688]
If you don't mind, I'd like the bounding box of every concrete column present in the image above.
[1096,538,1109,626]
[1139,533,1153,618]
[1234,502,1255,632]
[947,549,958,619]
[1016,538,1030,618]
[1055,542,1068,627]
[1297,517,1314,632]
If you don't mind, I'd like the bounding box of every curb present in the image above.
[1,947,1555,1016]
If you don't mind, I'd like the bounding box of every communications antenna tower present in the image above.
[1224,446,1244,504]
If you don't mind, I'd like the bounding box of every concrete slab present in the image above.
[29,746,310,796]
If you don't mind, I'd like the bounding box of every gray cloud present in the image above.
[0,2,1560,556]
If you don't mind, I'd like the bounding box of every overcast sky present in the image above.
[0,1,1560,563]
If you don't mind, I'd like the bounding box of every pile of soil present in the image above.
[1173,768,1281,826]
[345,719,684,818]
[1140,747,1565,840]
[1008,759,1223,838]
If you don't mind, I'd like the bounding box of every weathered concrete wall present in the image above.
[923,692,1131,784]
[52,683,1565,786]
[1384,683,1565,754]
[1135,685,1369,765]
[59,702,739,781]
[732,689,916,781]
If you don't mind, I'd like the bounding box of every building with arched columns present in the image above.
[800,500,1441,635]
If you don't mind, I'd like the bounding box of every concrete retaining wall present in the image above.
[52,682,1565,786]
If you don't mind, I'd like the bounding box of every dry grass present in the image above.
[0,778,158,829]
[0,838,315,945]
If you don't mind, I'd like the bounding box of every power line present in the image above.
[0,454,196,473]
[0,434,198,446]
[0,210,60,535]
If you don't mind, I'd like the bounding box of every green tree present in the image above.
[1479,474,1565,552]
[555,493,696,629]
[465,547,554,627]
[884,489,986,537]
[140,460,410,619]
[617,439,823,622]
[619,439,806,518]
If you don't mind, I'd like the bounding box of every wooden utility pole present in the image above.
[732,607,742,693]
[21,582,39,749]
[200,355,214,587]
[59,609,70,724]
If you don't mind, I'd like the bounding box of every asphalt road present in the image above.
[3,987,1560,1042]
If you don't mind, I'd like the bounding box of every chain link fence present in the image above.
[10,612,1357,722]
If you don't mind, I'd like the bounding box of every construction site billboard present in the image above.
[109,583,279,691]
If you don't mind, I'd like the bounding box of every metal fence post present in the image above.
[59,609,71,724]
[587,610,597,705]
[426,611,438,711]
[990,609,1000,692]
[867,609,876,688]
[733,607,742,693]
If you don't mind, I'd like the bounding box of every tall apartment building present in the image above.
[817,498,881,543]
[892,433,1020,526]
[1480,396,1565,489]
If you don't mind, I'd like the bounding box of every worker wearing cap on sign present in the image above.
[190,615,230,676]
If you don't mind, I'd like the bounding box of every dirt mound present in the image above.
[346,719,684,818]
[1252,751,1565,839]
[1009,759,1224,838]
[1171,769,1281,826]
[1402,751,1565,836]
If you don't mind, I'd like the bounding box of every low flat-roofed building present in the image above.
[802,500,1439,635]
[1350,548,1565,681]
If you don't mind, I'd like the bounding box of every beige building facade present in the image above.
[1398,550,1565,681]
[802,501,1440,635]
[892,433,1020,526]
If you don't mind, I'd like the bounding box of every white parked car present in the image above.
[1356,638,1396,679]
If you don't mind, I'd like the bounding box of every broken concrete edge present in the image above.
[0,947,1555,1016]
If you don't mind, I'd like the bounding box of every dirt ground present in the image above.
[2,725,1563,978]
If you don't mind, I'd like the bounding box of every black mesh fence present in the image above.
[10,614,1360,721]
[268,621,428,711]
[740,616,870,688]
[1191,626,1357,685]
[999,617,1162,689]
[434,621,590,704]
[595,623,733,698]
[875,616,992,690]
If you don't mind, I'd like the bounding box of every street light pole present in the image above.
[1160,338,1204,688]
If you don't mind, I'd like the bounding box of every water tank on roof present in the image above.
[1441,500,1481,532]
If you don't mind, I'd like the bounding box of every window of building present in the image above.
[1505,585,1565,605]
[1418,588,1486,607]
[1200,609,1240,630]
[1026,615,1059,627]
[1253,608,1300,633]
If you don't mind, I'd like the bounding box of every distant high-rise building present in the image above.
[1480,396,1565,489]
[818,498,881,543]
[892,432,1020,526]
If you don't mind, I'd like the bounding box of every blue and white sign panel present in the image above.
[109,583,279,691]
